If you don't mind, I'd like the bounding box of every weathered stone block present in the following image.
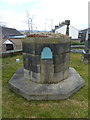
[54,64,64,73]
[52,44,64,55]
[23,43,35,54]
[24,69,30,79]
[32,55,40,65]
[31,72,40,83]
[64,61,70,69]
[28,54,40,65]
[63,69,70,79]
[54,71,64,83]
[23,56,29,70]
[52,43,70,55]
[62,53,69,62]
[40,60,54,83]
[63,53,70,63]
[30,64,40,73]
[57,44,65,54]
[35,43,42,55]
[64,43,70,53]
[51,44,57,55]
[63,64,69,70]
[53,55,64,64]
[65,53,70,61]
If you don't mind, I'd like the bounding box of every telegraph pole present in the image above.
[26,11,34,34]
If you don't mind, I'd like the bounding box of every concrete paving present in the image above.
[70,49,83,53]
[9,67,85,100]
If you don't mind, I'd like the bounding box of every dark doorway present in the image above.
[6,44,14,51]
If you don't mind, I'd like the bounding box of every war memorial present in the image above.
[9,32,85,100]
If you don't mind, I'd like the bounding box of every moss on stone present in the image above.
[23,35,71,44]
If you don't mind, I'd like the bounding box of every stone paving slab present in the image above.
[9,67,85,100]
[70,49,83,53]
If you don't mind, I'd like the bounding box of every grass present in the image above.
[2,53,88,118]
[71,40,85,45]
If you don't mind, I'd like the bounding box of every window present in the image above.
[41,47,52,59]
[6,44,14,51]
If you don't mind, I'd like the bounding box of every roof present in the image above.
[79,28,90,33]
[2,26,23,38]
[7,35,26,39]
[55,24,79,31]
[3,40,14,44]
[79,28,90,41]
[55,24,65,30]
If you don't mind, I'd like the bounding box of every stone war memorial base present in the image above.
[9,67,85,100]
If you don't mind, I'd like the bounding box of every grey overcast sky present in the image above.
[0,0,89,31]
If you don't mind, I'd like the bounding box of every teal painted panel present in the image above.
[41,47,52,59]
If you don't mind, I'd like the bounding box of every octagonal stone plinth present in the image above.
[9,67,85,100]
[9,34,85,100]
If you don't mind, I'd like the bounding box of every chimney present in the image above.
[65,20,70,36]
[65,20,70,25]
[55,25,58,29]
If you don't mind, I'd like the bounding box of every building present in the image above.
[1,26,25,53]
[53,20,79,40]
[79,28,90,42]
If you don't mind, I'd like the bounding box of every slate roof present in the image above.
[2,26,23,38]
[79,28,90,34]
[79,28,90,42]
[55,24,65,30]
